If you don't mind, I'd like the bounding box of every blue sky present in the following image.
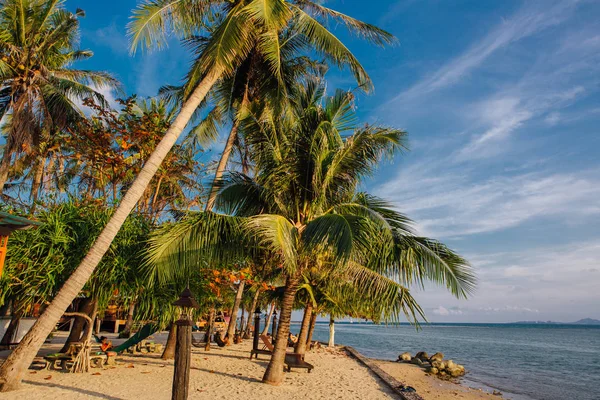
[70,0,599,323]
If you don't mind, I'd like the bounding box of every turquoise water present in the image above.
[307,322,600,400]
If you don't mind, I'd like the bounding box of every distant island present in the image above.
[513,318,600,325]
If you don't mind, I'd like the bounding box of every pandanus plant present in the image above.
[145,80,475,385]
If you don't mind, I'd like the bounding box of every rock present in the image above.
[425,367,439,375]
[411,357,423,366]
[415,351,429,361]
[431,360,446,370]
[446,360,456,370]
[398,352,412,362]
[447,367,464,377]
[493,390,502,396]
[429,352,444,362]
[439,371,447,377]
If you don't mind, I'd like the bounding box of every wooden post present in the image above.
[172,317,192,400]
[252,311,260,353]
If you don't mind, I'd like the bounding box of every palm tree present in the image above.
[0,1,395,391]
[0,0,118,197]
[145,81,475,385]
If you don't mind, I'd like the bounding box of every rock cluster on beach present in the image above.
[397,351,466,379]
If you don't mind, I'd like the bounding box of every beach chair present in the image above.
[250,334,275,359]
[284,353,314,373]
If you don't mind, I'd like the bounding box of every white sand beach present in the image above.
[0,332,504,400]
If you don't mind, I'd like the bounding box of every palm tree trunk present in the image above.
[80,300,98,343]
[0,146,13,195]
[0,302,23,347]
[328,315,335,347]
[245,289,260,337]
[261,303,275,336]
[204,308,215,351]
[294,302,313,355]
[225,281,245,344]
[60,297,94,353]
[161,323,177,360]
[0,69,223,393]
[120,301,136,338]
[305,310,317,349]
[29,159,44,214]
[205,121,240,211]
[262,274,300,385]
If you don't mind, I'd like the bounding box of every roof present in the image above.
[0,211,42,235]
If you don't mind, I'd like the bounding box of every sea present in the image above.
[306,322,600,400]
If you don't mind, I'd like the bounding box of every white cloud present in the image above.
[389,0,581,103]
[377,166,600,238]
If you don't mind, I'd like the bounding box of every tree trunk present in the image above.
[205,121,240,211]
[204,308,215,351]
[261,303,275,336]
[0,69,223,392]
[120,301,136,338]
[162,324,177,360]
[245,289,260,336]
[29,159,44,214]
[328,315,335,347]
[305,311,317,348]
[0,303,23,347]
[262,274,299,385]
[80,300,98,343]
[60,297,94,353]
[225,281,244,344]
[294,302,313,356]
[0,146,13,195]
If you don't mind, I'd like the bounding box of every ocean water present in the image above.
[306,322,600,400]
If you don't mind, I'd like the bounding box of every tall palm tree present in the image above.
[0,1,395,391]
[145,81,475,385]
[0,0,118,197]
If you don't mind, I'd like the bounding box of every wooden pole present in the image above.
[252,311,260,353]
[172,316,192,400]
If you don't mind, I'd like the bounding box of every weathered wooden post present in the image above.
[172,288,199,400]
[252,308,261,353]
[271,309,278,340]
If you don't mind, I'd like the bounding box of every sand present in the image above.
[372,360,501,400]
[0,332,501,400]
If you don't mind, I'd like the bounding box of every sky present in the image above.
[68,0,600,323]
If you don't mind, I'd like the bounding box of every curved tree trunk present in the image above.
[0,69,223,392]
[245,289,260,337]
[80,300,98,344]
[205,121,240,211]
[294,302,313,356]
[305,310,317,349]
[225,281,245,344]
[29,159,44,214]
[328,315,335,347]
[261,303,275,336]
[161,324,177,360]
[262,274,299,385]
[119,301,136,338]
[60,297,94,353]
[204,308,215,351]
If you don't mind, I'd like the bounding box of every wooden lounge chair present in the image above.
[250,334,275,359]
[250,335,314,373]
[284,353,314,373]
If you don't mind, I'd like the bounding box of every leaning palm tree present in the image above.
[0,0,118,197]
[145,80,475,385]
[0,1,395,391]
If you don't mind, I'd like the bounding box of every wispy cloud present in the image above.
[390,0,580,103]
[376,165,600,238]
